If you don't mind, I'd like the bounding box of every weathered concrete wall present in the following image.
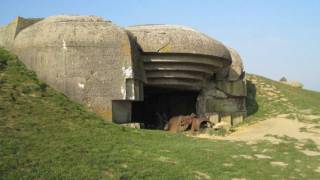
[126,25,231,61]
[11,15,142,121]
[0,17,42,48]
[0,19,17,48]
[197,48,247,125]
[126,25,232,91]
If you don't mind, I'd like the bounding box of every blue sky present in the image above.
[1,0,319,91]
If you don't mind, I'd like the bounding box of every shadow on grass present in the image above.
[246,80,258,116]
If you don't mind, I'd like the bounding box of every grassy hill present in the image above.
[246,73,320,123]
[1,48,320,179]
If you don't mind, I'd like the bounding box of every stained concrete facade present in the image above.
[0,15,247,126]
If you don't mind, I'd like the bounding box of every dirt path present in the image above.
[196,115,320,155]
[226,117,320,144]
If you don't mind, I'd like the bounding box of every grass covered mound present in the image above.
[1,48,320,179]
[246,74,320,123]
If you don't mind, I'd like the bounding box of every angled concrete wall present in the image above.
[0,17,43,48]
[126,25,232,91]
[11,15,143,120]
[197,48,247,125]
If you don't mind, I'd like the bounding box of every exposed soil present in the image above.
[197,115,320,156]
[226,117,319,144]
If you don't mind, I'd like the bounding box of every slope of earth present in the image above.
[198,74,320,161]
[245,74,320,122]
[1,48,320,179]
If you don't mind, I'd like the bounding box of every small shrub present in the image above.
[0,77,5,84]
[10,92,16,101]
[302,139,319,151]
[0,58,7,70]
[299,127,307,132]
[21,86,32,94]
[21,84,40,94]
[279,77,287,82]
[39,82,47,92]
[287,114,296,120]
[246,80,258,116]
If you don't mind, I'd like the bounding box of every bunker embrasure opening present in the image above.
[132,87,199,129]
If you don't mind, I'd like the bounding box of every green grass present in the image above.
[1,48,320,179]
[245,74,320,124]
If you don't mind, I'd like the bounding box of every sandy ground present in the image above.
[196,115,320,156]
[196,75,320,157]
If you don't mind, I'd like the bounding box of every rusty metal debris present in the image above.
[164,113,211,133]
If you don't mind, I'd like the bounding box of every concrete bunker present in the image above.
[0,15,247,129]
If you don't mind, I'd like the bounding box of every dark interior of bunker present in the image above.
[132,87,199,129]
